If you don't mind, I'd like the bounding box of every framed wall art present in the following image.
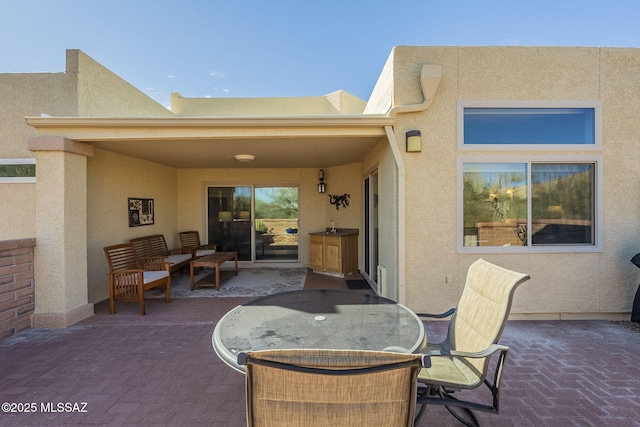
[128,197,154,227]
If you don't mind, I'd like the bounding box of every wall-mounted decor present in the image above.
[329,193,350,210]
[128,198,154,227]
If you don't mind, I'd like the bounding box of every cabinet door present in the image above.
[323,236,342,272]
[309,235,324,270]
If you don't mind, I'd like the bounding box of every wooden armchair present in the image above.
[179,231,217,258]
[103,243,171,315]
[239,349,429,427]
[414,259,530,427]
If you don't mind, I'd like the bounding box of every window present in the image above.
[458,101,601,150]
[459,158,602,252]
[0,159,36,183]
[458,101,602,253]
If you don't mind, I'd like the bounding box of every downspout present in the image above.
[385,64,441,305]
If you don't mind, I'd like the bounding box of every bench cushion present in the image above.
[143,270,170,285]
[165,253,192,266]
[195,249,216,257]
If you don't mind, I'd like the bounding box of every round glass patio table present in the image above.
[212,289,427,372]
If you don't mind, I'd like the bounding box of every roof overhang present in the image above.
[25,116,394,168]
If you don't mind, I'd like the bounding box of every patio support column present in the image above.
[28,136,95,327]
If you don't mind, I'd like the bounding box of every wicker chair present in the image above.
[238,349,429,427]
[103,243,171,315]
[178,231,217,258]
[414,259,530,427]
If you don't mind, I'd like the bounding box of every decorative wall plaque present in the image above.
[128,198,154,227]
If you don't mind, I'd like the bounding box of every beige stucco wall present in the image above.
[72,50,175,118]
[360,137,399,299]
[178,163,363,268]
[0,49,173,241]
[4,49,180,306]
[0,72,77,239]
[87,148,179,303]
[171,90,366,117]
[384,46,640,319]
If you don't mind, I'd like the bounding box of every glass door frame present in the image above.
[254,185,300,263]
[205,184,301,266]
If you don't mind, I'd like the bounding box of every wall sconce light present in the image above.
[318,169,326,193]
[406,130,422,152]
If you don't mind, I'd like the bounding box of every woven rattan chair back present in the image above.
[240,349,427,427]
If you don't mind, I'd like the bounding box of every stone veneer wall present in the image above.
[0,238,35,339]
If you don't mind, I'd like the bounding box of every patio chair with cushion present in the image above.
[178,230,217,258]
[238,349,429,427]
[414,258,530,427]
[103,243,171,315]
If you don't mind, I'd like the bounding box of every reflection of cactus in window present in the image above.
[491,195,509,222]
[255,220,268,233]
[0,164,35,177]
[463,166,526,227]
[514,224,527,243]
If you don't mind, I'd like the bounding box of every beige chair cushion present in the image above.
[420,259,529,386]
[143,270,170,285]
[195,249,216,257]
[164,253,192,266]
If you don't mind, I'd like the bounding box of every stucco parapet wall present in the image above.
[27,136,94,157]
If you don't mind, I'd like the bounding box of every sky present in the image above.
[1,0,639,108]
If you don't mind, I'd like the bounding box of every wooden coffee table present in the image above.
[190,252,238,291]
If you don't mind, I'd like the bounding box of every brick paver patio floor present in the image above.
[1,274,639,426]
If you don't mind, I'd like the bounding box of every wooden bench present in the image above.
[130,234,193,274]
[103,243,171,315]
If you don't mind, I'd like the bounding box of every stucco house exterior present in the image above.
[1,46,639,337]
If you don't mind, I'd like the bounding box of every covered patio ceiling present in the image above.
[25,116,395,168]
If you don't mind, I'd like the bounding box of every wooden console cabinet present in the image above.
[309,230,358,277]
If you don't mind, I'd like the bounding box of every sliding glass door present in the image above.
[255,187,299,261]
[364,170,379,286]
[207,186,253,261]
[206,185,299,263]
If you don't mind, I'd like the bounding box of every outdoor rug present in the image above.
[146,267,307,298]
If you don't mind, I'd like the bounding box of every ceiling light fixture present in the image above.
[234,154,255,162]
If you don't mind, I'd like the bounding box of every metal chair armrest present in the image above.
[424,343,509,359]
[417,308,456,319]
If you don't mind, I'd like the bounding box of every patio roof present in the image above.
[25,115,394,168]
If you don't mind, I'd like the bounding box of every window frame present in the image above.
[457,100,602,151]
[0,158,36,183]
[457,155,603,254]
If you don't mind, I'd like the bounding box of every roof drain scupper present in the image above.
[387,64,442,117]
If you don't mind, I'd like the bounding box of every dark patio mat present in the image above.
[346,279,371,290]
